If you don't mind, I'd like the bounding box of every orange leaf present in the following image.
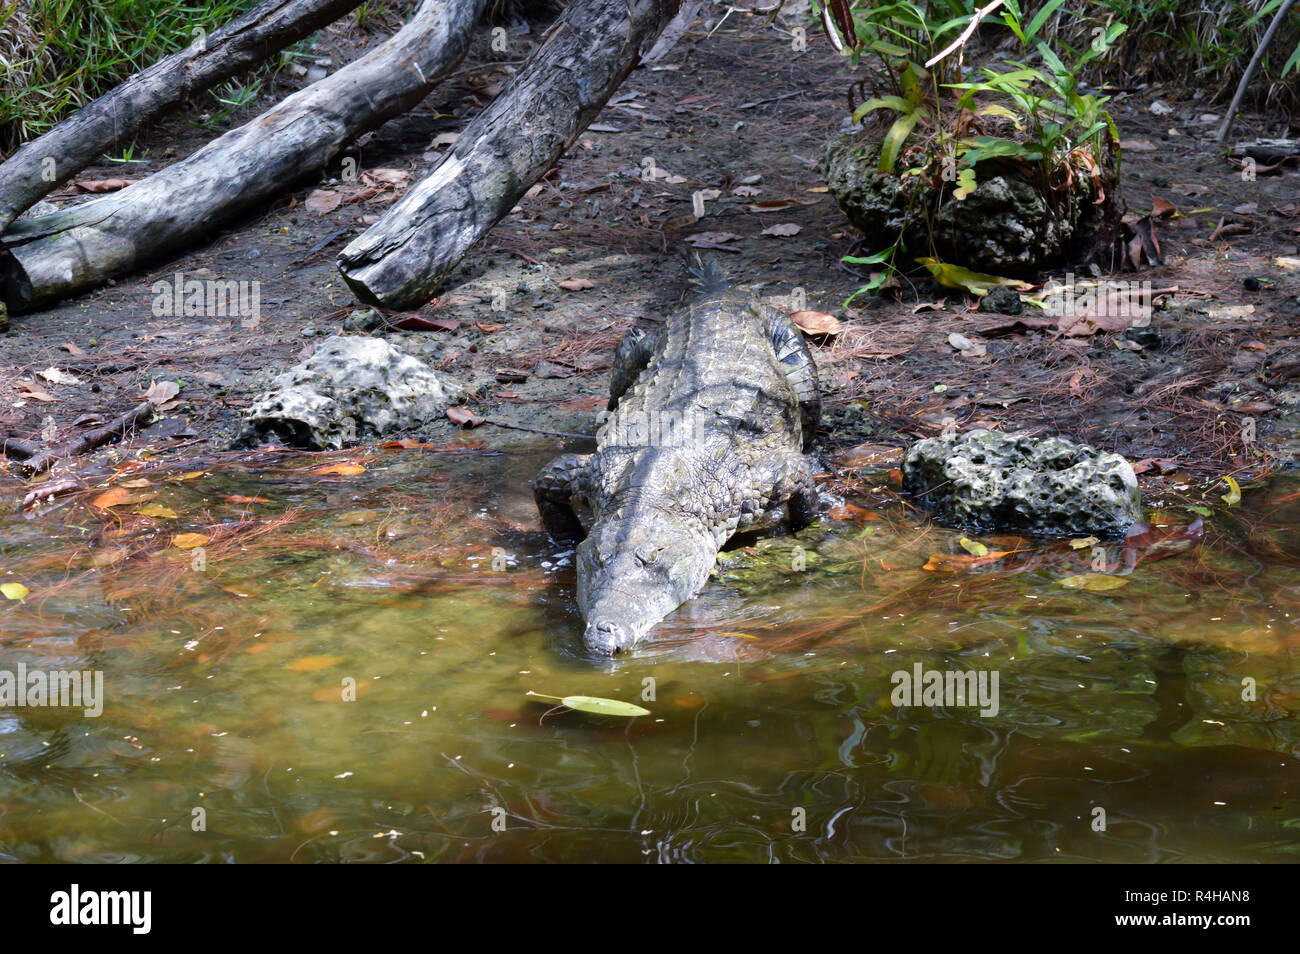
[172,533,210,549]
[286,656,342,672]
[922,550,1020,571]
[313,462,365,476]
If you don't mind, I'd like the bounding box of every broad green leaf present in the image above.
[959,537,989,557]
[1025,0,1068,41]
[1059,573,1128,591]
[851,95,909,124]
[561,695,651,718]
[878,111,921,173]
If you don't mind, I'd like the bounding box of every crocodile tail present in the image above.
[682,250,731,296]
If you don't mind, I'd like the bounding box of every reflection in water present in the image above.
[0,444,1297,862]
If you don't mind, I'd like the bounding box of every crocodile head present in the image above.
[576,515,716,654]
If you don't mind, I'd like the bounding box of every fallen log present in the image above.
[12,401,155,476]
[0,0,488,314]
[337,0,686,308]
[0,0,368,233]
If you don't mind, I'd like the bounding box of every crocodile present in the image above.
[533,259,821,654]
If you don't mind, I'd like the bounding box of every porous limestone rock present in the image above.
[233,334,462,450]
[902,429,1141,537]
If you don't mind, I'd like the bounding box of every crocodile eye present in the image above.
[634,545,663,567]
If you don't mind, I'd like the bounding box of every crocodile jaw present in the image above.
[577,518,717,655]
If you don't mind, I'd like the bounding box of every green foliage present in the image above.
[823,1,1122,301]
[0,0,260,152]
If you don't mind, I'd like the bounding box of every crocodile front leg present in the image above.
[735,451,820,535]
[533,453,593,542]
[608,325,663,411]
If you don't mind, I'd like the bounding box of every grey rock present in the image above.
[233,335,463,450]
[978,284,1024,315]
[902,429,1142,538]
[342,307,384,333]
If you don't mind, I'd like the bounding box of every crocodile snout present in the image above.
[584,618,635,655]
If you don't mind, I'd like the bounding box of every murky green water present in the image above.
[1,442,1297,863]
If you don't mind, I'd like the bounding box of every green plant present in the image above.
[818,0,1125,301]
[0,0,260,153]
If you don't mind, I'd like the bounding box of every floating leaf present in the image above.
[1220,476,1241,507]
[561,695,650,717]
[137,504,178,519]
[226,494,270,504]
[313,462,366,476]
[958,537,989,557]
[172,533,210,549]
[526,691,650,717]
[1059,573,1128,591]
[92,487,153,509]
[1070,536,1100,549]
[1,582,30,601]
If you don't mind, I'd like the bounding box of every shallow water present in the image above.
[1,442,1297,863]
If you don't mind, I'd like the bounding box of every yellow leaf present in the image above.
[1059,573,1128,591]
[137,504,178,519]
[915,258,1033,295]
[1221,476,1241,507]
[958,537,989,557]
[1070,536,1100,549]
[172,533,210,549]
[313,463,366,476]
[1,582,30,601]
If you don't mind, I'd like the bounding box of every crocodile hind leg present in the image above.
[607,325,663,411]
[533,453,593,542]
[753,302,822,449]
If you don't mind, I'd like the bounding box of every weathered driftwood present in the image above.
[0,0,487,313]
[11,401,155,476]
[0,0,368,233]
[337,0,686,308]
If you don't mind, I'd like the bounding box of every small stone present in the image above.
[978,285,1023,315]
[902,429,1142,538]
[1124,325,1161,349]
[342,308,384,333]
[301,325,317,337]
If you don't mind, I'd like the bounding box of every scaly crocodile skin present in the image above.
[534,276,821,654]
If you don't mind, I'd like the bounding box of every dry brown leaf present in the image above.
[791,310,841,336]
[304,189,342,213]
[558,277,595,291]
[761,222,801,237]
[446,407,485,427]
[15,380,56,402]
